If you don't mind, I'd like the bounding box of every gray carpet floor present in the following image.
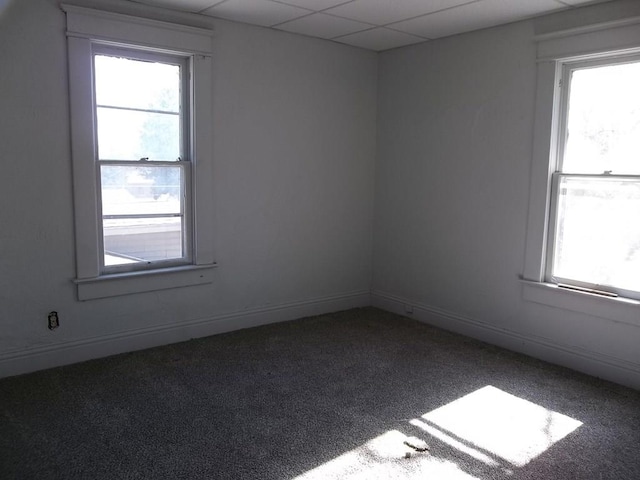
[1,307,639,479]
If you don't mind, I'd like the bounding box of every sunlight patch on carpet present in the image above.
[294,385,581,479]
[293,430,479,480]
[419,385,582,467]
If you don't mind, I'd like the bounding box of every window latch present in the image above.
[139,157,149,162]
[603,170,612,175]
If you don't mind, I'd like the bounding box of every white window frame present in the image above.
[94,45,193,274]
[521,15,640,325]
[63,5,216,300]
[546,54,640,298]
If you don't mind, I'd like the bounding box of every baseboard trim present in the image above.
[372,290,640,390]
[0,290,371,379]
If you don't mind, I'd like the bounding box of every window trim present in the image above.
[64,5,216,300]
[522,15,640,321]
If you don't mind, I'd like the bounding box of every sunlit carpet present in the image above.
[1,307,639,479]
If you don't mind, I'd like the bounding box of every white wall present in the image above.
[373,1,640,389]
[0,0,376,375]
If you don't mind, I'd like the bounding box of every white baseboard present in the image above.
[0,291,371,379]
[372,290,640,390]
[5,289,638,390]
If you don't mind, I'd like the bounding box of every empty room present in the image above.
[1,0,639,478]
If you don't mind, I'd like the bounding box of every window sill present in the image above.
[521,280,640,327]
[74,264,217,301]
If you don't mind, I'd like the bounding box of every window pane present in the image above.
[103,217,184,266]
[96,108,180,161]
[563,60,640,174]
[101,165,182,216]
[94,55,180,112]
[552,176,640,292]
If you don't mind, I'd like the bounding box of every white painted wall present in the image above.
[0,0,375,375]
[373,1,640,389]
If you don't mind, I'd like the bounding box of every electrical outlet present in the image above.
[48,311,59,330]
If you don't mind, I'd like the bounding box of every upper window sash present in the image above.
[555,53,640,176]
[92,45,191,165]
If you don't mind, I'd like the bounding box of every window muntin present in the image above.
[547,55,640,298]
[93,47,191,272]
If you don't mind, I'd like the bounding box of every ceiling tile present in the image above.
[135,0,225,12]
[201,0,311,26]
[325,0,476,26]
[126,0,616,51]
[335,27,426,51]
[276,13,371,39]
[276,0,354,11]
[392,0,564,39]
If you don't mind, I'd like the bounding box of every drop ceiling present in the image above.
[130,0,612,51]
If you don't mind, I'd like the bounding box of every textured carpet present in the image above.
[1,307,639,479]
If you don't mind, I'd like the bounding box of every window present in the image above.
[95,48,191,271]
[64,5,215,300]
[523,15,640,322]
[548,56,640,299]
